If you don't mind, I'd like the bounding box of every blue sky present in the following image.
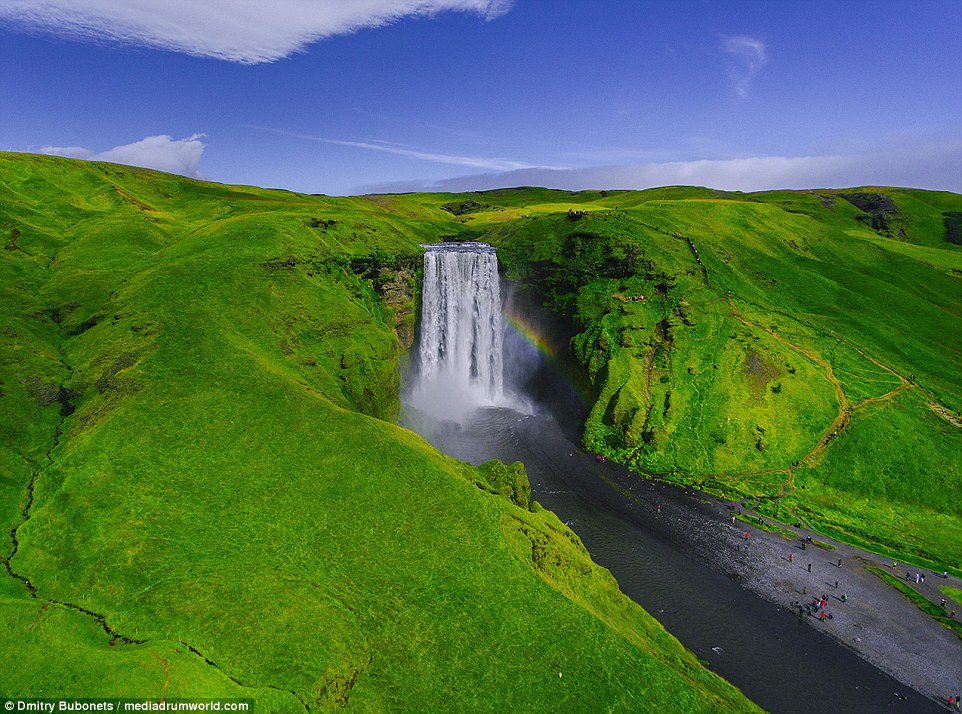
[1,0,960,195]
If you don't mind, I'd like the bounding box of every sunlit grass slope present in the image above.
[0,153,757,711]
[437,185,962,574]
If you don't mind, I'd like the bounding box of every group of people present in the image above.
[793,594,835,622]
[729,503,961,707]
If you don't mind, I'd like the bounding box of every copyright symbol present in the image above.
[5,701,14,710]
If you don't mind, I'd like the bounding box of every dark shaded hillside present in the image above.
[0,153,758,711]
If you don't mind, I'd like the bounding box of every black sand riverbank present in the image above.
[576,451,962,710]
[708,495,962,707]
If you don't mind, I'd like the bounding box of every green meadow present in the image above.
[2,151,961,707]
[0,154,757,710]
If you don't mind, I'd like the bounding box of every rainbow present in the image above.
[503,308,594,406]
[504,310,557,361]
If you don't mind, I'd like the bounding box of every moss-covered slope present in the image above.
[0,153,757,711]
[441,185,961,574]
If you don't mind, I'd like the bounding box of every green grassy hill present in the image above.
[3,152,961,709]
[445,185,961,574]
[0,153,758,711]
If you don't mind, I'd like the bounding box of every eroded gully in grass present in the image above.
[3,330,150,647]
[1,318,309,710]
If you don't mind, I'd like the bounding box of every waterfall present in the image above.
[408,242,507,420]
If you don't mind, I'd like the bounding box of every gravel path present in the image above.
[694,496,962,708]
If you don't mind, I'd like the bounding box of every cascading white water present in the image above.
[408,242,508,421]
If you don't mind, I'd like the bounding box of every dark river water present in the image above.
[405,398,940,713]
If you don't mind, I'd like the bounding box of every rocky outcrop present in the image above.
[378,265,417,350]
[350,254,419,350]
[840,192,904,236]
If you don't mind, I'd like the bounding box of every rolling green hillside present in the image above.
[0,153,757,711]
[3,150,961,708]
[454,185,962,574]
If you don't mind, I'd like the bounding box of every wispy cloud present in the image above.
[40,134,206,177]
[325,139,561,172]
[720,35,767,96]
[0,0,514,64]
[250,126,565,171]
[360,142,962,194]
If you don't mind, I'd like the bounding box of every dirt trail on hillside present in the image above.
[930,402,962,427]
[723,297,924,498]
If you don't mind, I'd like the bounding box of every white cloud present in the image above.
[41,134,206,177]
[0,0,514,63]
[720,35,767,96]
[38,145,92,159]
[360,142,962,194]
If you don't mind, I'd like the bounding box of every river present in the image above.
[405,398,941,713]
